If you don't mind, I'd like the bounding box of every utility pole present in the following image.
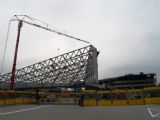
[10,20,23,90]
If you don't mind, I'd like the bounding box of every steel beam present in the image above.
[0,45,98,89]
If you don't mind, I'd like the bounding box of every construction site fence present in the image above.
[0,90,36,106]
[82,86,160,106]
[0,86,160,106]
[0,90,80,106]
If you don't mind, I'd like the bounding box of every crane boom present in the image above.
[9,15,89,90]
[11,15,90,44]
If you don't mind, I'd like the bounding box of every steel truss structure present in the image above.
[0,45,98,89]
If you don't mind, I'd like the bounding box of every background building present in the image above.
[99,72,157,89]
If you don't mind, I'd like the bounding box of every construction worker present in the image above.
[36,88,40,104]
[80,94,84,107]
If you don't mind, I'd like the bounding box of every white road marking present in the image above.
[147,107,160,117]
[0,105,51,115]
[147,108,154,117]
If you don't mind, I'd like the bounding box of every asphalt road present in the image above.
[0,105,160,120]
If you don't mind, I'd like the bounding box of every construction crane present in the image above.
[8,15,90,90]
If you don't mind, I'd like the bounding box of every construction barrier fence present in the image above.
[82,86,160,106]
[0,90,36,106]
[38,91,79,103]
[0,90,80,106]
[0,86,159,106]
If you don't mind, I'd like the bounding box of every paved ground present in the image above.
[0,105,160,120]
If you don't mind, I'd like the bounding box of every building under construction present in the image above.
[0,15,99,90]
[0,15,160,109]
[99,72,157,89]
[0,45,98,90]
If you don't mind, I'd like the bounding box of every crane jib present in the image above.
[11,15,90,44]
[7,15,90,90]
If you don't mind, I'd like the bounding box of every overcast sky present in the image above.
[0,0,160,82]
